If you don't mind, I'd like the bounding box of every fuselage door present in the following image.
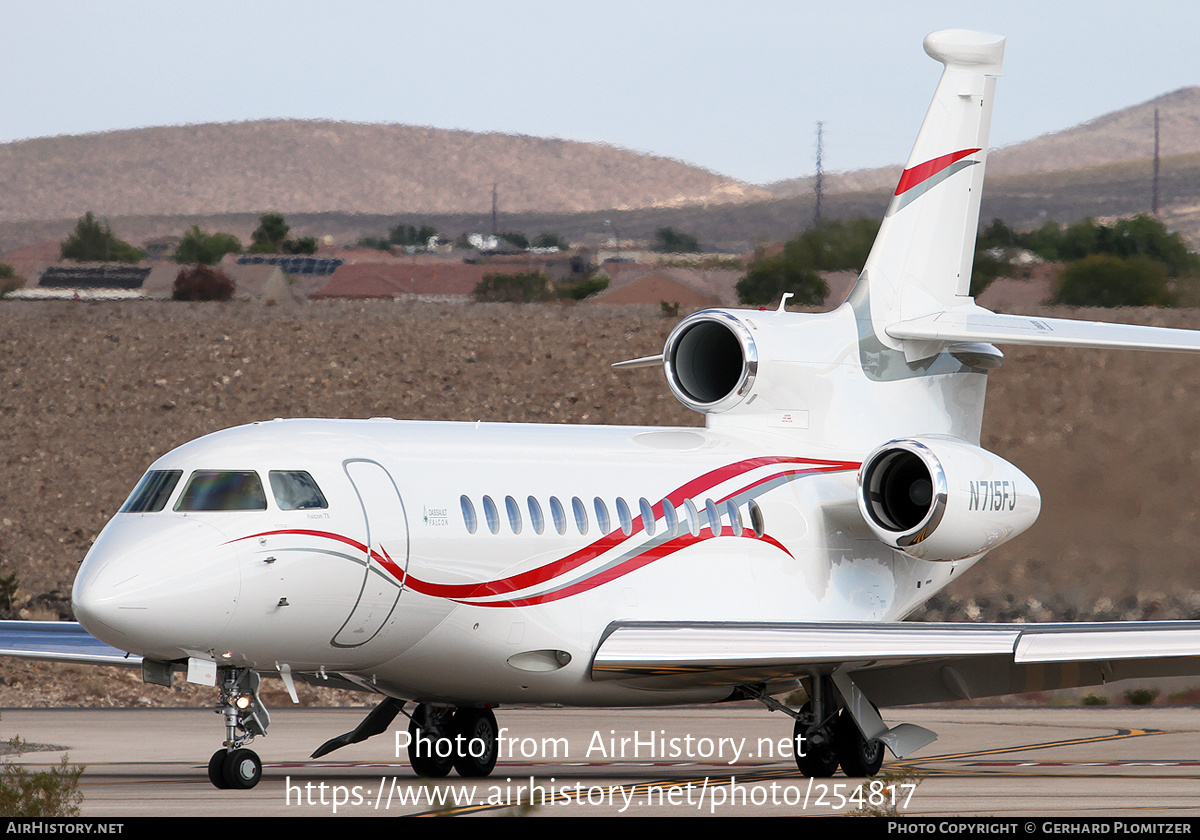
[332,459,408,647]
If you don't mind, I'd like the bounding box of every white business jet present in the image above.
[8,30,1200,791]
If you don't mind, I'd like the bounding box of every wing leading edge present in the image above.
[0,620,140,667]
[591,620,1200,705]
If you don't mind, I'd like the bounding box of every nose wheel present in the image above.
[208,747,263,790]
[208,667,270,790]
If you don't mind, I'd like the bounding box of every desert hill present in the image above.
[0,120,768,223]
[2,89,1200,253]
[764,87,1200,197]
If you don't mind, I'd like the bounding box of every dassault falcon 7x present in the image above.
[9,30,1200,791]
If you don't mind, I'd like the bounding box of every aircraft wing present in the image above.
[591,620,1200,705]
[887,309,1200,354]
[0,620,141,667]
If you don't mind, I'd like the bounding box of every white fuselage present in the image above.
[72,303,990,708]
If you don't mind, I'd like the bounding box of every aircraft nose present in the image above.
[73,516,240,660]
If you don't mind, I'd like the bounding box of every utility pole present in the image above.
[813,122,824,228]
[491,182,499,235]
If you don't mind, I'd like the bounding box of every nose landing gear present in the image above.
[208,668,270,790]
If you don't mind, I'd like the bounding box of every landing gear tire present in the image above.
[835,709,884,777]
[208,749,231,789]
[451,708,499,778]
[794,702,839,778]
[408,705,454,778]
[208,748,262,789]
[224,748,263,789]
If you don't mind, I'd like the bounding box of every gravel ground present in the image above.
[4,298,1200,706]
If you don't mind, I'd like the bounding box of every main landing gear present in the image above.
[406,703,500,778]
[309,698,501,779]
[208,668,270,789]
[751,677,886,779]
[797,676,884,778]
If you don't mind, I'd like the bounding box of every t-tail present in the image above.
[615,28,1200,452]
[857,30,1200,362]
[855,30,1003,359]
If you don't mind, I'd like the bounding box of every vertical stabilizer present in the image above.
[856,30,1004,352]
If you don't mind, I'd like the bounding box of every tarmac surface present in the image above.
[5,704,1200,817]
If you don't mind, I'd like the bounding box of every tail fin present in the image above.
[856,30,1004,349]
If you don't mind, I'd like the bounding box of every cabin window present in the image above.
[682,499,701,537]
[549,496,567,535]
[461,495,478,535]
[725,499,743,536]
[572,496,588,535]
[594,497,611,534]
[705,498,723,536]
[662,499,678,538]
[527,496,545,535]
[639,498,656,537]
[121,470,183,513]
[616,497,633,536]
[175,471,267,512]
[505,495,523,534]
[482,496,500,535]
[269,471,328,510]
[749,500,765,537]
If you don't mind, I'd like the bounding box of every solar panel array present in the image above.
[237,256,343,276]
[38,265,151,289]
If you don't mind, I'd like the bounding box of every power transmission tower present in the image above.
[813,122,824,228]
[1153,108,1160,217]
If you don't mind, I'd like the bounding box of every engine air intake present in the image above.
[663,311,758,414]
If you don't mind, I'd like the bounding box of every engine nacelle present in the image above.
[857,436,1041,561]
[663,310,759,414]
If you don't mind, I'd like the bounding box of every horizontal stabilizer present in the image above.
[887,308,1200,355]
[0,620,140,666]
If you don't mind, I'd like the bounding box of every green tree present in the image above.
[1052,255,1175,307]
[737,253,828,307]
[559,275,608,300]
[388,223,438,248]
[977,218,1020,251]
[281,236,317,255]
[60,212,144,262]
[532,232,569,250]
[1019,215,1198,277]
[249,212,289,254]
[652,227,700,254]
[736,217,879,307]
[0,263,20,296]
[249,213,316,255]
[172,226,242,265]
[497,231,529,249]
[356,235,391,251]
[970,247,1010,297]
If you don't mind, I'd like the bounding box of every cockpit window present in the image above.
[269,471,328,510]
[175,471,267,512]
[120,470,183,513]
